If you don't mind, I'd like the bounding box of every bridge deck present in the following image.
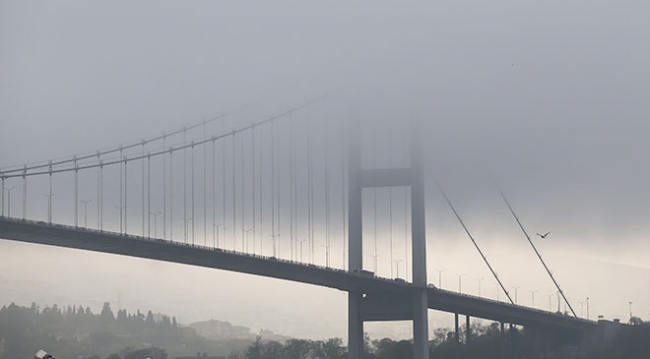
[0,217,595,332]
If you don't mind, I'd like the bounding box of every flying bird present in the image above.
[536,231,551,239]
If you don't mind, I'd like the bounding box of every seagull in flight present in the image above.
[536,231,551,239]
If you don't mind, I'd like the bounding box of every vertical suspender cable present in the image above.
[222,123,226,249]
[163,136,167,240]
[277,123,282,258]
[271,120,276,257]
[252,126,256,254]
[405,187,409,281]
[293,119,299,261]
[373,187,378,273]
[232,133,236,250]
[259,125,264,255]
[169,148,174,241]
[212,137,216,248]
[241,130,245,251]
[119,150,123,233]
[390,187,393,277]
[203,124,207,246]
[1,174,4,216]
[22,166,27,220]
[147,152,151,238]
[325,121,330,267]
[183,130,187,243]
[74,157,78,227]
[98,160,103,230]
[191,142,195,245]
[142,142,145,236]
[341,128,347,270]
[124,156,128,233]
[307,117,314,264]
[48,161,53,224]
[373,130,378,274]
[289,115,294,260]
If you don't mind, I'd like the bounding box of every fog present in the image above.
[1,0,648,340]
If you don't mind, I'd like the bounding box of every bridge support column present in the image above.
[348,118,364,359]
[348,293,364,359]
[410,119,429,359]
[454,313,459,344]
[509,323,516,359]
[413,289,429,359]
[466,315,471,347]
[500,322,506,359]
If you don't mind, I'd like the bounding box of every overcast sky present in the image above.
[1,1,649,340]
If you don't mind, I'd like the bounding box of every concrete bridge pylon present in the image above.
[347,118,429,359]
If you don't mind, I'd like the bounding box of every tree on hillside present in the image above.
[100,302,115,323]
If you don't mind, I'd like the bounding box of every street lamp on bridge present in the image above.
[436,269,444,288]
[243,228,252,253]
[529,290,537,308]
[513,286,520,304]
[629,301,633,321]
[80,199,92,228]
[213,222,224,249]
[456,273,465,294]
[475,277,484,297]
[547,293,555,311]
[297,239,306,262]
[5,187,15,217]
[394,259,403,279]
[149,211,161,238]
[43,192,55,224]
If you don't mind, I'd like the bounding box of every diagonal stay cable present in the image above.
[435,180,515,305]
[491,176,577,317]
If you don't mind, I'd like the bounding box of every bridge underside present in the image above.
[0,217,595,334]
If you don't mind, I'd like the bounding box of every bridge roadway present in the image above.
[0,217,595,333]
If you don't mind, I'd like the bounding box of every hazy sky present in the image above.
[1,1,648,340]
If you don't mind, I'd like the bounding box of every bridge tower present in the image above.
[347,119,429,359]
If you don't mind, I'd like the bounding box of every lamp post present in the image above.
[629,301,633,321]
[182,217,193,244]
[456,273,465,294]
[394,259,403,279]
[150,211,161,238]
[5,187,14,217]
[436,269,444,288]
[244,228,252,253]
[586,297,590,320]
[213,223,224,249]
[547,293,554,311]
[321,243,331,267]
[476,277,484,297]
[529,290,537,308]
[297,239,306,262]
[80,199,92,228]
[513,286,519,304]
[579,301,584,318]
[43,192,55,224]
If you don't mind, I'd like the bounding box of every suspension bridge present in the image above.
[0,101,596,358]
